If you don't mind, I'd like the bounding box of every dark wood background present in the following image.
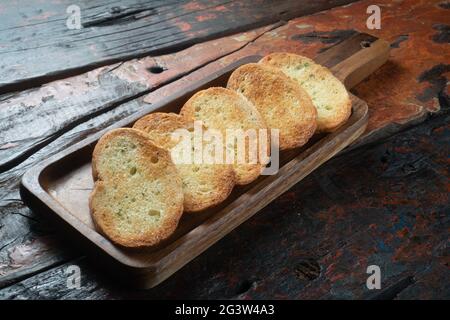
[0,0,448,299]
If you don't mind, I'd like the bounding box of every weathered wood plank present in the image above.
[0,99,145,288]
[143,33,379,103]
[0,24,279,171]
[0,29,356,288]
[0,110,448,299]
[279,0,449,145]
[0,3,442,175]
[396,262,450,300]
[148,0,449,145]
[3,0,447,174]
[0,0,448,297]
[249,0,449,144]
[0,23,283,288]
[0,0,355,91]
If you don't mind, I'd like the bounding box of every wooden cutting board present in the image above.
[21,34,389,288]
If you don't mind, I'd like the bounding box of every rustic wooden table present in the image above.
[0,0,448,299]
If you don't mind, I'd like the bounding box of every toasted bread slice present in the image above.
[227,63,317,150]
[259,53,351,132]
[180,87,268,185]
[90,128,184,248]
[133,112,235,212]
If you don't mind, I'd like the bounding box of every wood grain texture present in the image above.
[0,0,355,92]
[0,0,448,298]
[0,24,283,290]
[146,0,448,141]
[21,41,376,286]
[0,24,279,172]
[0,24,348,289]
[4,0,447,173]
[148,0,450,145]
[0,99,144,288]
[0,29,381,290]
[265,0,450,145]
[1,108,448,299]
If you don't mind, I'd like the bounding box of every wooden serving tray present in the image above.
[21,34,389,288]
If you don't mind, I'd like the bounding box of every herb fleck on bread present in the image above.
[260,53,351,132]
[90,128,184,248]
[227,63,317,150]
[133,112,235,212]
[180,87,268,185]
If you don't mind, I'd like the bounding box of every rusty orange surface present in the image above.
[146,0,449,142]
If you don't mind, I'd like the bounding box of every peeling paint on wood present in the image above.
[0,0,448,299]
[0,0,355,92]
[0,24,278,171]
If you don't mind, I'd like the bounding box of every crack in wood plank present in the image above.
[0,24,280,173]
[0,0,448,298]
[0,0,356,93]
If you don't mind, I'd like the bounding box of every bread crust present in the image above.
[180,87,268,185]
[133,112,235,212]
[227,63,317,150]
[90,128,184,248]
[259,53,351,132]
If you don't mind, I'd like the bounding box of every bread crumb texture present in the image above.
[90,128,184,247]
[260,53,351,132]
[180,87,268,185]
[227,63,317,150]
[133,112,235,212]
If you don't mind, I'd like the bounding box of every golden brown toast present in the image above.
[133,112,235,212]
[180,87,268,185]
[260,53,351,132]
[90,128,184,248]
[227,63,317,150]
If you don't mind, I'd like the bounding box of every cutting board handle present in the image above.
[331,35,390,89]
[328,35,390,89]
